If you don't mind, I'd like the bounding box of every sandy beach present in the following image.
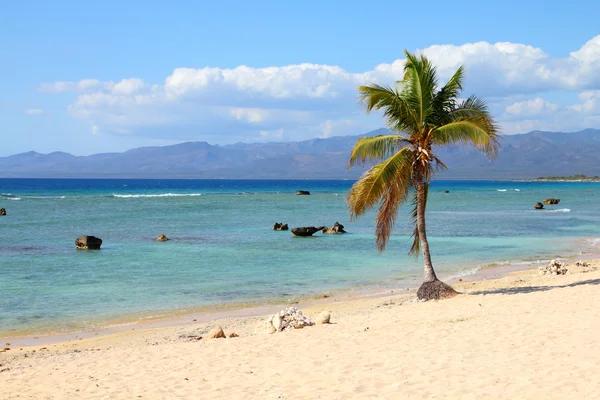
[2,259,600,399]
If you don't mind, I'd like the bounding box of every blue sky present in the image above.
[1,0,600,156]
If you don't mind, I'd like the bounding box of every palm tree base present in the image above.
[417,279,459,301]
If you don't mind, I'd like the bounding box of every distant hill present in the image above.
[1,128,599,179]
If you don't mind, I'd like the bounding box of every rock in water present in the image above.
[156,234,169,242]
[291,226,325,237]
[543,198,560,205]
[296,190,310,195]
[322,222,346,234]
[273,222,289,231]
[534,202,544,210]
[206,327,226,339]
[75,235,102,250]
[315,311,331,324]
[0,208,5,216]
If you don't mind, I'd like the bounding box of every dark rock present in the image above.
[156,234,169,242]
[322,221,346,234]
[0,208,5,216]
[444,190,450,193]
[291,226,325,236]
[273,222,289,231]
[543,198,560,205]
[75,235,102,250]
[534,202,544,210]
[296,190,310,195]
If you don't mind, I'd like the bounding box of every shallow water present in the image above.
[1,179,599,336]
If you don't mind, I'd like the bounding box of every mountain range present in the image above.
[1,128,599,179]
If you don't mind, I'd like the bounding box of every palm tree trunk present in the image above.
[415,180,458,301]
[415,180,437,283]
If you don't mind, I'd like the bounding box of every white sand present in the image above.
[2,260,600,399]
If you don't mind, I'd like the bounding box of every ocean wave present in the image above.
[22,195,66,199]
[496,189,507,192]
[1,193,20,200]
[496,189,521,192]
[6,197,21,200]
[548,208,571,213]
[588,238,600,247]
[111,193,202,198]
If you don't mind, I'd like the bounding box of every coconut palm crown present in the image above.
[348,50,499,301]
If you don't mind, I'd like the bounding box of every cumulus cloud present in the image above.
[504,98,560,119]
[40,34,600,142]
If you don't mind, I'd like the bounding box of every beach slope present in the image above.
[2,260,600,399]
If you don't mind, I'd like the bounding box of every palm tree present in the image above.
[348,50,499,301]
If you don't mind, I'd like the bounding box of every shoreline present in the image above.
[3,256,600,398]
[4,249,598,348]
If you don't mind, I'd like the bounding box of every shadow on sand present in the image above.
[468,278,600,296]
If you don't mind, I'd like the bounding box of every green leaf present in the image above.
[348,135,409,167]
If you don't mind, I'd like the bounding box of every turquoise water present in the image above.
[1,179,599,336]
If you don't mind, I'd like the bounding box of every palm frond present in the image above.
[348,135,410,167]
[429,66,464,125]
[358,85,418,133]
[374,178,409,251]
[409,182,428,256]
[431,117,500,158]
[402,50,438,129]
[451,96,493,119]
[348,147,413,220]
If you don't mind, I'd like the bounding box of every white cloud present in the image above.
[40,34,600,142]
[24,108,48,115]
[504,98,560,118]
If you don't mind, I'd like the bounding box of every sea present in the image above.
[1,178,599,337]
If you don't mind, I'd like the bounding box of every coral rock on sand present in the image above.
[272,222,289,231]
[538,259,568,275]
[75,235,102,250]
[207,327,226,339]
[322,222,346,234]
[315,311,331,324]
[156,234,169,242]
[543,198,561,205]
[534,202,544,210]
[296,190,310,195]
[0,208,6,216]
[258,307,313,334]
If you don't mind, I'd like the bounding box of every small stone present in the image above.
[294,324,304,329]
[315,311,331,324]
[206,327,226,339]
[156,234,169,242]
[272,315,283,331]
[228,333,239,338]
[255,321,276,334]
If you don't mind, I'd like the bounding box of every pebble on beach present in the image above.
[206,327,226,339]
[315,311,331,324]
